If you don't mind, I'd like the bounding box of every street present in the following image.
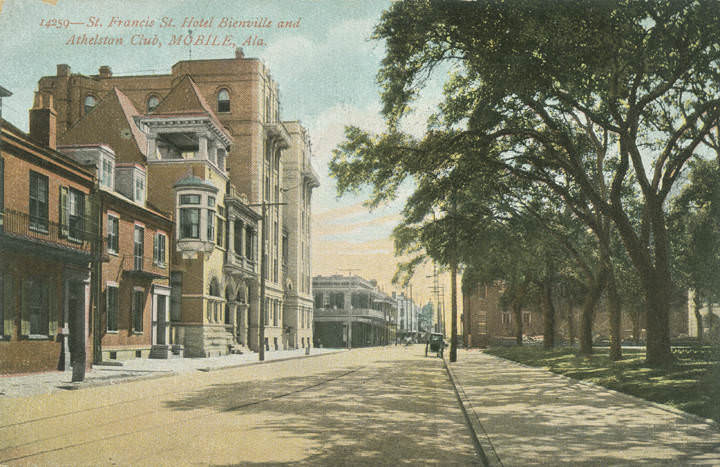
[0,346,481,466]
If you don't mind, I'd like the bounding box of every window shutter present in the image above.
[48,280,58,339]
[153,233,159,264]
[59,186,69,238]
[3,274,13,337]
[84,192,96,241]
[20,279,30,337]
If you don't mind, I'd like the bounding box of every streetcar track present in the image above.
[0,367,364,463]
[0,353,339,430]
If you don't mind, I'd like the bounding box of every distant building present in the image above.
[313,275,395,348]
[393,291,420,341]
[462,282,542,347]
[463,280,688,347]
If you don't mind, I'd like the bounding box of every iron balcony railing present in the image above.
[0,208,92,254]
[122,254,168,278]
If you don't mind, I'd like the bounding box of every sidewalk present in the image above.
[446,350,720,466]
[0,347,343,399]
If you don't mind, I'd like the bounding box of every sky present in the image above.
[0,0,459,324]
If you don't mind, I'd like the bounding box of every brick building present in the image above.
[0,92,96,374]
[37,50,317,355]
[58,144,173,361]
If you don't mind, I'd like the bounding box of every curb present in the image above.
[483,352,720,432]
[4,350,347,398]
[443,356,503,467]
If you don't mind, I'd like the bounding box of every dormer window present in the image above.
[100,157,114,189]
[134,173,145,203]
[146,95,160,113]
[84,95,96,115]
[217,89,230,113]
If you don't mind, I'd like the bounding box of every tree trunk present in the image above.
[644,203,673,366]
[630,304,642,344]
[693,291,704,343]
[513,301,523,345]
[607,271,622,361]
[542,279,555,349]
[644,269,673,366]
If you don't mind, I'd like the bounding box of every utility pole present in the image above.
[248,200,286,361]
[449,187,458,363]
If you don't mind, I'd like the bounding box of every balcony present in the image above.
[314,307,388,322]
[223,251,257,279]
[0,208,93,261]
[121,254,168,279]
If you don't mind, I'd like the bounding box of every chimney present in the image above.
[98,65,112,78]
[29,92,57,150]
[57,64,71,77]
[235,47,244,59]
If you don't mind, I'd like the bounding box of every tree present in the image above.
[669,158,720,342]
[371,0,720,366]
[419,302,434,333]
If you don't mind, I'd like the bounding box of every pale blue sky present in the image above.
[0,0,450,299]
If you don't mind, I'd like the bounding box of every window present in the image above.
[68,189,84,242]
[523,312,531,326]
[29,171,49,232]
[170,272,182,322]
[217,216,224,247]
[208,196,215,208]
[207,209,215,243]
[245,226,254,259]
[107,215,119,254]
[180,208,200,239]
[502,312,511,326]
[134,226,144,270]
[332,292,344,310]
[134,175,145,203]
[146,95,160,113]
[106,285,118,332]
[132,289,144,333]
[314,293,323,309]
[23,278,49,336]
[180,194,201,205]
[217,89,230,113]
[84,95,96,114]
[101,158,114,189]
[153,233,166,266]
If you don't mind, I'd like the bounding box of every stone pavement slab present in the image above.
[0,348,342,399]
[447,350,720,466]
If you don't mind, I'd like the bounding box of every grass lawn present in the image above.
[484,345,720,423]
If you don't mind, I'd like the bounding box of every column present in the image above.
[227,216,235,254]
[198,135,208,160]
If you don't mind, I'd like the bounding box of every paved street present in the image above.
[0,346,480,466]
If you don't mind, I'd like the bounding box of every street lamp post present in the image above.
[248,200,286,361]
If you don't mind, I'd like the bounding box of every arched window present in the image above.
[217,89,230,113]
[209,277,221,297]
[84,95,96,115]
[146,95,160,113]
